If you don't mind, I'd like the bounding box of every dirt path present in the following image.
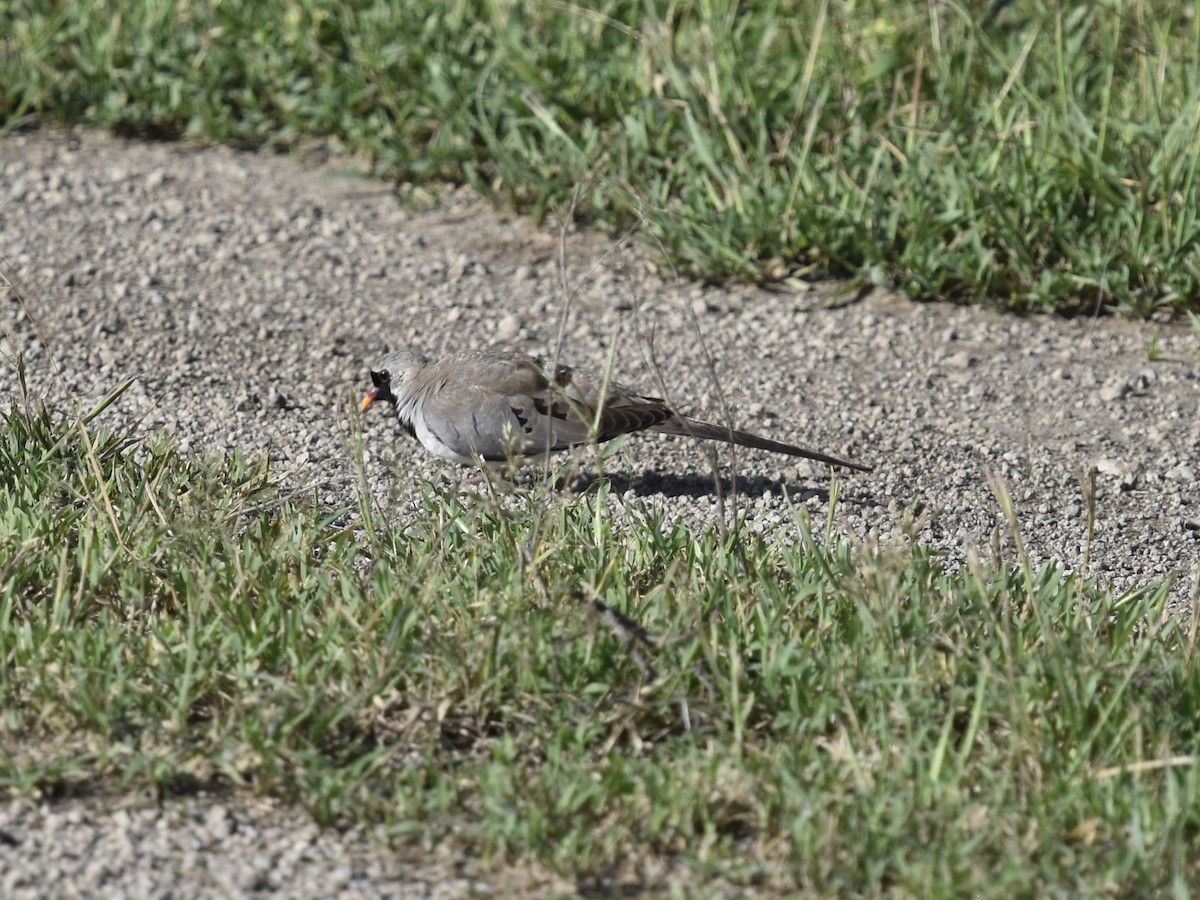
[2,127,1197,896]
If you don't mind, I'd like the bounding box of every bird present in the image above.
[359,348,872,473]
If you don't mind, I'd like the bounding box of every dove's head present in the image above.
[360,349,429,412]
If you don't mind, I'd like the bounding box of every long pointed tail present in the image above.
[657,416,873,472]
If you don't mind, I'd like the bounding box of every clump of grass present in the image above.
[4,0,1199,313]
[2,364,1199,894]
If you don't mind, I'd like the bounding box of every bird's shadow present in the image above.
[566,469,833,502]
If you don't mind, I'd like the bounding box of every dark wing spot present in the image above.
[532,397,576,421]
[512,406,534,433]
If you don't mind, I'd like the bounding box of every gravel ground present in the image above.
[2,127,1199,896]
[0,796,513,899]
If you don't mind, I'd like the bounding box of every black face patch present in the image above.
[370,369,390,389]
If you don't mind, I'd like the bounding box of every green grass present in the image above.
[2,369,1199,895]
[3,0,1200,314]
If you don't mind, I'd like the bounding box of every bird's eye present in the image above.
[369,369,391,390]
[380,370,390,383]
